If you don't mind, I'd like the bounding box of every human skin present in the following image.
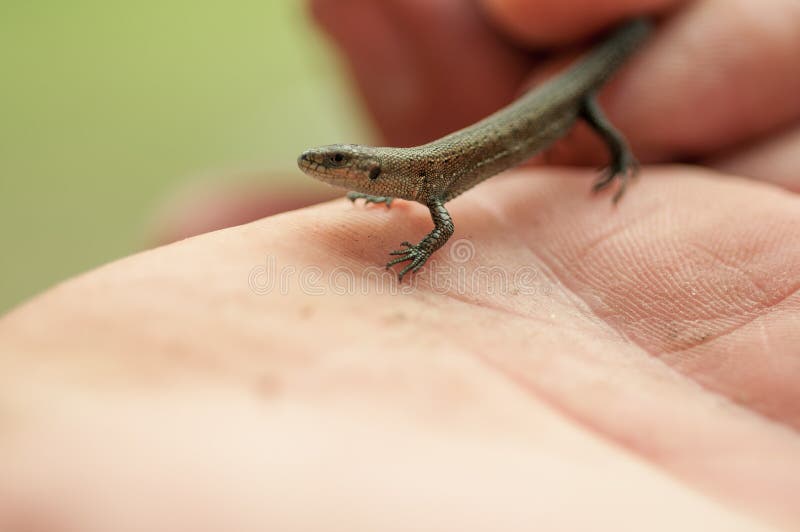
[1,0,800,530]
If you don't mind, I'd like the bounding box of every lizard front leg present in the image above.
[386,199,454,281]
[347,191,393,207]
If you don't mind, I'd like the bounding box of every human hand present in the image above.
[2,1,799,530]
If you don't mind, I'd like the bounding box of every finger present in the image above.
[529,0,800,167]
[601,0,800,162]
[706,124,800,193]
[311,0,534,146]
[481,0,681,46]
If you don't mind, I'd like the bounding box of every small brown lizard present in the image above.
[298,18,651,280]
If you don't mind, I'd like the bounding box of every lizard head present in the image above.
[297,144,392,196]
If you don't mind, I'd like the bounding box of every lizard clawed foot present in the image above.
[386,242,431,281]
[347,192,393,207]
[593,153,639,204]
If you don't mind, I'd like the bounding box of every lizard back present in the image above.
[400,17,651,202]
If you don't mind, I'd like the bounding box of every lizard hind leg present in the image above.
[580,94,639,203]
[347,191,394,207]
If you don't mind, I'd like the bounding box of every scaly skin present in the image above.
[298,18,651,280]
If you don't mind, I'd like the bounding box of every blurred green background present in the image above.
[0,1,368,313]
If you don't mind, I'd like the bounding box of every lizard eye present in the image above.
[328,152,347,165]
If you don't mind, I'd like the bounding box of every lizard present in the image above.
[297,17,651,281]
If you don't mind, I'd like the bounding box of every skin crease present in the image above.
[1,0,800,531]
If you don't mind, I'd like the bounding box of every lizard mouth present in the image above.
[297,151,317,170]
[297,151,328,178]
[297,151,348,187]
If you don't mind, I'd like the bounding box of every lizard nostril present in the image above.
[297,152,312,169]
